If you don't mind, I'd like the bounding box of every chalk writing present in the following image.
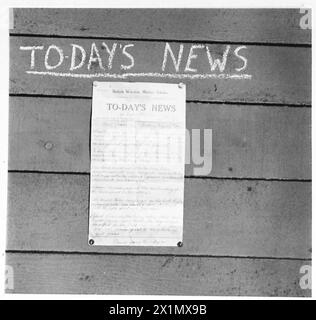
[20,41,251,80]
[20,46,44,69]
[44,45,64,70]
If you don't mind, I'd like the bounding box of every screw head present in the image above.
[89,239,94,245]
[177,241,183,247]
[178,83,184,89]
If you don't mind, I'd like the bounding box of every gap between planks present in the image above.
[6,250,312,262]
[8,93,312,108]
[7,170,311,183]
[9,33,312,48]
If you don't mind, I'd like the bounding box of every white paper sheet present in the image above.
[88,81,186,246]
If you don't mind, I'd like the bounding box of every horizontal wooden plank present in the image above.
[10,37,311,105]
[12,9,311,45]
[5,252,311,296]
[7,173,311,259]
[9,97,311,180]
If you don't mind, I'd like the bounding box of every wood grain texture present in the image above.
[10,37,311,105]
[6,252,311,296]
[11,9,311,45]
[7,173,311,259]
[7,8,312,298]
[9,97,311,179]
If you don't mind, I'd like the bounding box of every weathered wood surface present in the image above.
[7,9,312,297]
[10,37,311,105]
[9,97,311,179]
[7,173,311,259]
[11,9,311,45]
[6,252,311,296]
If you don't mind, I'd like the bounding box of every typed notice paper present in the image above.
[88,81,186,246]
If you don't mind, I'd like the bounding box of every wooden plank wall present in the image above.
[7,8,311,296]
